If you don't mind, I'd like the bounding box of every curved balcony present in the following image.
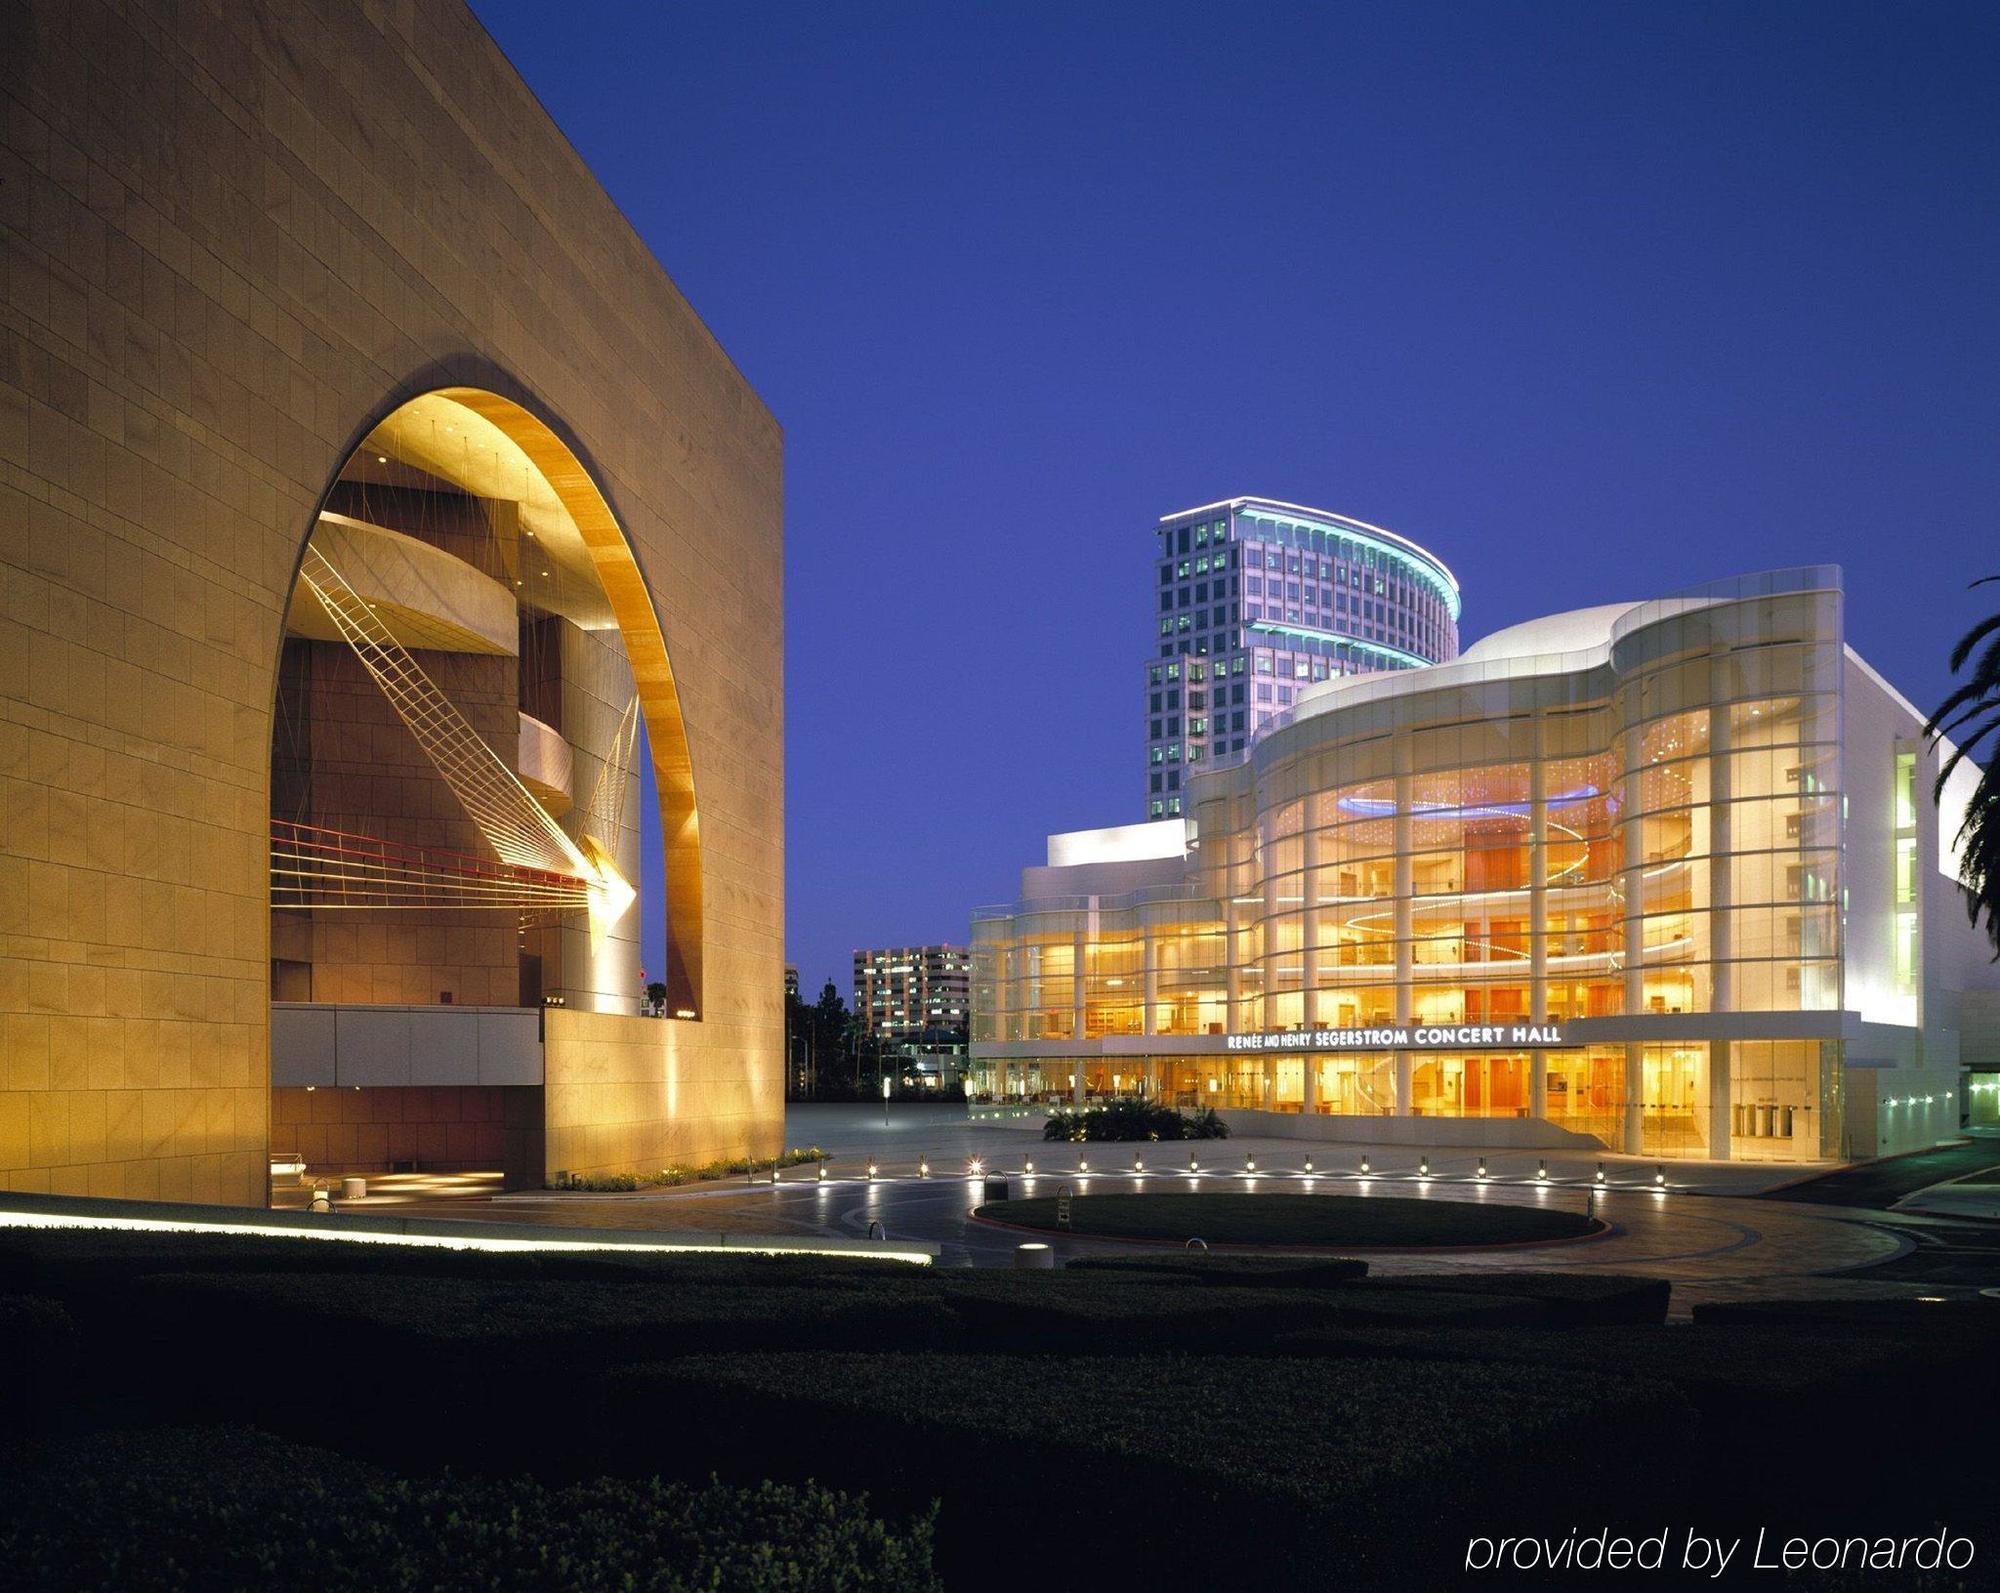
[287,512,517,655]
[517,710,574,818]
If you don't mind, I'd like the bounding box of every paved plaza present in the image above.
[289,1104,2000,1317]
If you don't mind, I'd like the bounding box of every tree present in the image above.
[644,981,667,1016]
[1928,576,2000,958]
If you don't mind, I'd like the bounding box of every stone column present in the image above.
[1707,1039,1732,1160]
[1623,1042,1644,1154]
[1531,1052,1548,1120]
[1142,925,1159,1038]
[1529,749,1549,1019]
[1262,1052,1278,1111]
[1302,1052,1318,1116]
[1707,704,1733,1003]
[1619,718,1647,1151]
[1394,770,1414,1115]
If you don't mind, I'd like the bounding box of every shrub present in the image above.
[602,1351,1695,1591]
[1041,1102,1228,1142]
[552,1147,827,1192]
[0,1426,942,1592]
[0,1294,76,1432]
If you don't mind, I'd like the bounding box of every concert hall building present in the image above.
[1,1,784,1201]
[972,569,1996,1162]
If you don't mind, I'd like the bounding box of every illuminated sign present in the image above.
[1225,1023,1570,1053]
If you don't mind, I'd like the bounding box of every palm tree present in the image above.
[1927,576,2000,957]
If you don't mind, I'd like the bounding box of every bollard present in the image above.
[1013,1242,1054,1271]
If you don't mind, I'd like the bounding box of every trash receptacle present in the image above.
[341,1176,367,1201]
[982,1176,1011,1203]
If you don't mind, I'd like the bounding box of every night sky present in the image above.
[467,1,2000,999]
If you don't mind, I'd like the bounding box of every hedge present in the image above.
[1345,1270,1671,1325]
[0,1294,75,1433]
[601,1351,1696,1591]
[1064,1254,1370,1286]
[1689,1296,2000,1328]
[0,1425,940,1592]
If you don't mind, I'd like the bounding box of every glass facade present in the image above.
[989,570,1857,1161]
[1145,499,1461,820]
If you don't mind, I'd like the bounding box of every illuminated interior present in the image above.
[973,574,1855,1161]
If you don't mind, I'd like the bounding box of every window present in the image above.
[1188,691,1205,709]
[1149,691,1161,712]
[1256,684,1272,702]
[1166,716,1179,735]
[1190,717,1207,734]
[1231,709,1245,730]
[1231,683,1245,704]
[1150,773,1162,793]
[1160,591,1173,613]
[1150,747,1165,765]
[1149,718,1162,738]
[1166,688,1179,708]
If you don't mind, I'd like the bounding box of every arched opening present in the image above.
[266,388,700,1192]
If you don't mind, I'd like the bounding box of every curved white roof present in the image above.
[1456,603,1641,665]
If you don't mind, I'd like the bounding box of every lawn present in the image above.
[976,1191,1598,1247]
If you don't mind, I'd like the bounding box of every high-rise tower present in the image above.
[1145,497,1461,817]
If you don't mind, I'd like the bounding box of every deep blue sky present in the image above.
[469,1,2000,1000]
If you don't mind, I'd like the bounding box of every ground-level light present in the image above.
[1476,1158,1488,1180]
[1594,1163,1606,1185]
[918,1156,929,1178]
[1359,1155,1370,1176]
